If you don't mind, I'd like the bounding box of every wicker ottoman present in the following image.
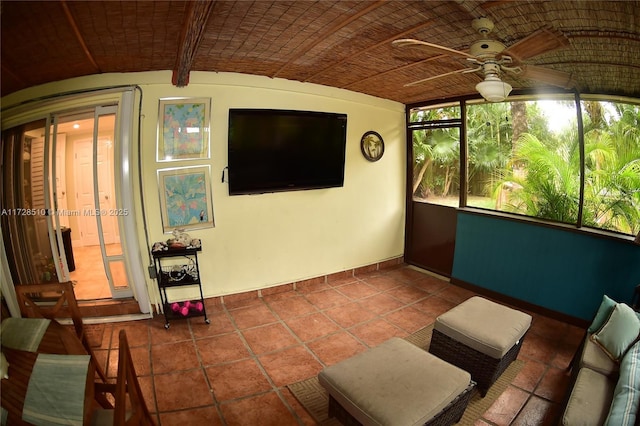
[318,337,475,426]
[429,296,531,396]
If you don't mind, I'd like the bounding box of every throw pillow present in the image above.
[592,303,640,362]
[604,340,640,426]
[588,295,617,333]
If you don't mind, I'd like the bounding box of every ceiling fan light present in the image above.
[476,75,513,102]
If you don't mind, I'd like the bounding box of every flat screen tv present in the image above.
[227,109,347,195]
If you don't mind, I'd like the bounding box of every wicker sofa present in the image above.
[562,296,640,426]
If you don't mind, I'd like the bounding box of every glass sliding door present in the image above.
[2,105,133,300]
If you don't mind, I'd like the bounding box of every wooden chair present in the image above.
[14,281,108,383]
[94,330,155,426]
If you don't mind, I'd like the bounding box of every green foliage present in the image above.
[411,99,640,235]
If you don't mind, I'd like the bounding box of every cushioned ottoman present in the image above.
[318,337,475,426]
[429,296,531,396]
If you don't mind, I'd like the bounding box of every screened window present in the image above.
[410,105,461,207]
[410,96,640,237]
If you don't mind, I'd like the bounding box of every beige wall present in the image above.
[2,71,407,302]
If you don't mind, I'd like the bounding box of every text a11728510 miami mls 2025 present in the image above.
[0,208,130,217]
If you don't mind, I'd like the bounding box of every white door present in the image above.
[75,139,100,246]
[63,107,133,299]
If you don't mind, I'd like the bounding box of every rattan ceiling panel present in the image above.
[2,0,639,103]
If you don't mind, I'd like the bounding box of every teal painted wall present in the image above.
[452,212,640,321]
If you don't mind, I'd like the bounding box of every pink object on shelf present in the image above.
[171,302,180,312]
[180,306,189,316]
[193,301,203,312]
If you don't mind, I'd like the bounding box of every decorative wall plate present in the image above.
[360,131,384,162]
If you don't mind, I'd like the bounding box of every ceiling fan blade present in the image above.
[503,28,570,61]
[404,67,481,87]
[520,65,573,88]
[392,39,473,59]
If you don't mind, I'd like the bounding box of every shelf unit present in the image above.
[152,247,209,329]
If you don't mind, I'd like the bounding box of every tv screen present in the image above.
[227,109,347,195]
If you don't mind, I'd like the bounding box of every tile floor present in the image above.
[93,265,585,425]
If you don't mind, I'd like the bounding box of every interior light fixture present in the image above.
[73,123,80,129]
[476,74,512,102]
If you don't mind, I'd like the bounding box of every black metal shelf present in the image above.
[152,246,209,329]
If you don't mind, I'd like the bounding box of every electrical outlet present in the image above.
[148,265,157,279]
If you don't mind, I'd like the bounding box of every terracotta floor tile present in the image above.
[483,385,530,426]
[304,288,350,309]
[436,285,476,304]
[227,303,278,329]
[307,331,367,366]
[534,367,571,403]
[219,392,299,426]
[206,358,272,401]
[153,369,214,411]
[159,406,223,426]
[151,340,200,374]
[512,395,562,426]
[258,345,323,386]
[357,292,405,315]
[137,375,156,414]
[267,296,318,319]
[285,312,341,342]
[129,345,152,376]
[242,323,299,355]
[384,284,429,304]
[530,315,571,341]
[324,302,377,328]
[196,332,251,365]
[336,281,380,300]
[384,305,435,333]
[520,333,557,364]
[190,311,235,338]
[551,341,579,370]
[349,318,406,347]
[111,322,150,348]
[384,267,430,283]
[361,275,404,292]
[412,275,450,293]
[412,295,457,317]
[512,359,547,392]
[149,317,192,345]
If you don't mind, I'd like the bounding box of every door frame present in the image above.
[1,87,151,315]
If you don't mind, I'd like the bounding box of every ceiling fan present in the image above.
[393,18,573,102]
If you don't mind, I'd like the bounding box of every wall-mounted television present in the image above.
[227,109,347,195]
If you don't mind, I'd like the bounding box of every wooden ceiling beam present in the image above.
[172,0,215,87]
[60,0,100,73]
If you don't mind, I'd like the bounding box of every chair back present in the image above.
[115,330,155,426]
[15,282,84,339]
[14,281,108,383]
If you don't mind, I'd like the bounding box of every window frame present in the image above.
[406,91,640,243]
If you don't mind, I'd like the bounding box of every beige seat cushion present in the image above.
[561,367,615,426]
[434,296,532,359]
[579,334,619,377]
[318,337,471,426]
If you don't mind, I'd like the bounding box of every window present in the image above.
[410,105,461,207]
[580,99,640,234]
[410,96,640,237]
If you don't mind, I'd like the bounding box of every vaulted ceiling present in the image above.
[2,1,639,104]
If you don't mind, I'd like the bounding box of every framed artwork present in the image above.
[360,130,384,162]
[157,97,211,161]
[157,165,214,233]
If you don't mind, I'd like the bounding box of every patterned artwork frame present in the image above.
[157,97,211,161]
[157,165,214,233]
